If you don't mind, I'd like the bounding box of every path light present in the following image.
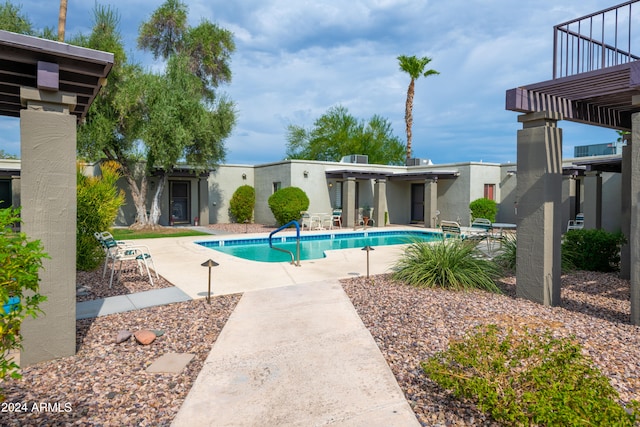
[201,259,219,303]
[361,245,375,281]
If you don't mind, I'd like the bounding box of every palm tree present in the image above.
[58,0,67,42]
[398,55,439,162]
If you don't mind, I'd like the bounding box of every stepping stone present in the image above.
[146,353,195,374]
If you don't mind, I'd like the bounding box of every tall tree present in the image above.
[397,55,439,162]
[58,0,67,42]
[286,105,406,165]
[77,1,236,229]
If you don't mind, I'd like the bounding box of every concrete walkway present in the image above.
[81,228,426,425]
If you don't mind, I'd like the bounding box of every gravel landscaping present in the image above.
[343,271,640,426]
[2,223,638,425]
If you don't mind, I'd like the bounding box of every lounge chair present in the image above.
[567,213,584,231]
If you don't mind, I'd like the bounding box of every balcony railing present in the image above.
[554,0,640,79]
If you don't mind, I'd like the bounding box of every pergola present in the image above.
[0,30,113,364]
[505,1,640,324]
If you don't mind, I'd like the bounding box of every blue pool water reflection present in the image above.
[196,230,441,262]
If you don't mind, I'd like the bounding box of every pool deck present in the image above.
[100,226,438,426]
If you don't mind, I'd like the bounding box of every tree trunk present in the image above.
[148,172,166,227]
[405,78,415,161]
[124,172,150,229]
[58,0,68,42]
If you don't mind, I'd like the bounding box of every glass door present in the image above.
[170,181,190,224]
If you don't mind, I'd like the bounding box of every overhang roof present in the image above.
[572,155,622,173]
[0,30,114,121]
[325,169,460,181]
[506,62,640,131]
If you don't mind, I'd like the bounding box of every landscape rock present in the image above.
[134,329,156,345]
[115,330,132,344]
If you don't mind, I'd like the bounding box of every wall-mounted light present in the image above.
[507,170,516,177]
[303,170,309,178]
[328,182,333,188]
[242,173,247,180]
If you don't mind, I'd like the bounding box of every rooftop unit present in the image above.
[340,154,369,164]
[406,158,433,166]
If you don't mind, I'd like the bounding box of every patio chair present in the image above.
[359,207,375,226]
[567,213,584,231]
[331,209,342,228]
[441,220,490,249]
[108,243,158,288]
[95,231,130,279]
[471,218,492,232]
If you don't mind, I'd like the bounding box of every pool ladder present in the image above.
[268,220,301,266]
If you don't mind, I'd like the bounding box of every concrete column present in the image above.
[630,111,640,325]
[373,178,386,226]
[515,111,563,307]
[19,87,77,365]
[621,144,631,280]
[423,178,438,228]
[342,177,356,228]
[11,175,20,207]
[583,171,602,229]
[198,176,209,226]
[561,175,576,233]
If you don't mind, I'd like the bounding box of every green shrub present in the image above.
[391,239,502,293]
[268,187,309,226]
[229,185,255,223]
[469,198,498,222]
[493,234,576,273]
[77,161,125,271]
[422,324,639,426]
[562,229,626,272]
[0,207,48,401]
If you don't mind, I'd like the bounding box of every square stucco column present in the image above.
[198,176,210,226]
[423,178,438,228]
[19,88,78,365]
[373,178,386,226]
[342,177,356,228]
[516,111,563,307]
[630,111,640,325]
[561,175,576,233]
[620,144,631,280]
[583,171,602,229]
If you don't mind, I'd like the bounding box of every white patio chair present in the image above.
[567,213,584,231]
[108,244,158,288]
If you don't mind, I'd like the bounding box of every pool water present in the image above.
[197,230,441,262]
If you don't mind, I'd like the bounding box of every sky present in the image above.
[0,0,627,165]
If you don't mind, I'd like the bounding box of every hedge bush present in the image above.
[229,185,255,223]
[0,207,48,401]
[77,161,125,271]
[423,325,639,426]
[562,228,626,272]
[469,198,498,222]
[268,187,309,226]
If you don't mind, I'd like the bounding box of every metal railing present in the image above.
[268,220,301,266]
[554,0,640,79]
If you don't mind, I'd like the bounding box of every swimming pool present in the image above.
[196,230,441,262]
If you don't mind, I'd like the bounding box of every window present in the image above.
[334,181,343,208]
[273,182,281,193]
[484,184,495,200]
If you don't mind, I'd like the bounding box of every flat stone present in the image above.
[146,353,195,374]
[116,330,132,344]
[134,329,156,345]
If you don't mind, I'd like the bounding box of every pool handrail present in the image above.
[268,220,301,266]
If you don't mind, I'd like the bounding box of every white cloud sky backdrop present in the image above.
[0,0,625,164]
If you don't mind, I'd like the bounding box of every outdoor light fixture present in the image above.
[303,170,309,177]
[242,173,247,179]
[362,245,375,280]
[201,259,219,304]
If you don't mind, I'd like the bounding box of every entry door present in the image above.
[411,183,424,223]
[170,181,190,224]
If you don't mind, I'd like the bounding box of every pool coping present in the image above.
[130,226,436,299]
